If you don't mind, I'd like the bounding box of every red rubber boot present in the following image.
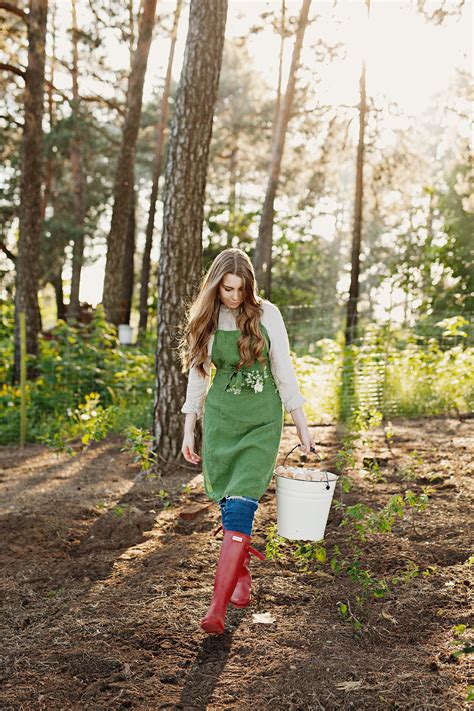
[212,525,266,609]
[230,548,251,607]
[201,530,252,634]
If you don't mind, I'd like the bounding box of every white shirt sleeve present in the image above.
[180,355,211,418]
[262,301,307,413]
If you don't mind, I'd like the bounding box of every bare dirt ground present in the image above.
[1,417,472,710]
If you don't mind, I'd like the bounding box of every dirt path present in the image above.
[1,418,472,710]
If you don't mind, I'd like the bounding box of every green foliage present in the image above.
[291,541,327,571]
[122,425,158,473]
[334,324,473,421]
[292,339,342,423]
[157,489,172,509]
[450,624,474,659]
[265,522,286,561]
[345,557,391,599]
[339,488,431,541]
[1,297,472,446]
[0,304,155,445]
[272,232,340,316]
[384,335,474,417]
[38,392,118,454]
[436,315,469,338]
[337,600,363,631]
[434,161,474,314]
[112,505,125,518]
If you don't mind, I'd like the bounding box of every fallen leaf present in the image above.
[381,609,398,625]
[336,680,364,691]
[252,612,276,624]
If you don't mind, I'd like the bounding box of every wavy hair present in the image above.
[179,248,267,378]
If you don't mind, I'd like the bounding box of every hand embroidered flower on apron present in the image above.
[224,365,269,395]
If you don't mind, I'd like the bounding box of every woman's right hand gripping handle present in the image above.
[181,413,202,464]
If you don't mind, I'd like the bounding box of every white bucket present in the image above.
[276,470,338,541]
[118,324,133,345]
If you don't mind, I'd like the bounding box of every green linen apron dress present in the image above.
[202,321,284,502]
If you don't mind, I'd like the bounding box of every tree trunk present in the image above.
[68,0,87,321]
[253,0,311,298]
[138,0,183,336]
[13,0,48,381]
[271,0,286,145]
[40,1,56,222]
[51,271,66,322]
[227,135,238,247]
[102,0,158,325]
[154,0,228,462]
[345,1,370,345]
[121,187,136,326]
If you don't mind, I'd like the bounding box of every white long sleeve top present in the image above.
[181,299,307,418]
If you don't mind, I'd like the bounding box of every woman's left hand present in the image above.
[298,430,317,455]
[290,406,317,455]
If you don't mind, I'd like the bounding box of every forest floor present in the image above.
[0,417,472,710]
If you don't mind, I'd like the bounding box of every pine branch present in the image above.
[0,113,24,127]
[0,62,124,115]
[0,62,26,79]
[0,241,17,263]
[0,1,28,22]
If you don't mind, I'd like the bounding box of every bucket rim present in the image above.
[275,470,338,483]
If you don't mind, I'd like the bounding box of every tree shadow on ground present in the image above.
[179,610,246,709]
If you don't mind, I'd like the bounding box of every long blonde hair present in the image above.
[179,248,267,377]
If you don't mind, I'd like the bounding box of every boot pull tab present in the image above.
[248,544,266,561]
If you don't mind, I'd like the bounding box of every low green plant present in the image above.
[361,457,386,483]
[75,393,118,446]
[450,624,474,659]
[112,505,125,518]
[292,541,327,571]
[339,487,431,541]
[265,522,285,561]
[39,392,117,454]
[122,425,158,473]
[337,599,363,631]
[345,556,391,599]
[157,489,172,509]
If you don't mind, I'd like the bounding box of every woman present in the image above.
[179,248,316,634]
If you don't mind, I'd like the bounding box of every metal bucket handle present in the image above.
[281,444,330,490]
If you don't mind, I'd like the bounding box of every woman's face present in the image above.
[219,273,244,309]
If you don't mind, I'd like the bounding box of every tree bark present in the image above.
[253,0,311,298]
[271,0,286,145]
[40,0,56,222]
[227,136,238,247]
[154,0,228,461]
[345,1,370,345]
[102,0,158,325]
[138,0,183,336]
[68,0,87,321]
[51,271,66,322]
[121,187,136,326]
[13,0,48,381]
